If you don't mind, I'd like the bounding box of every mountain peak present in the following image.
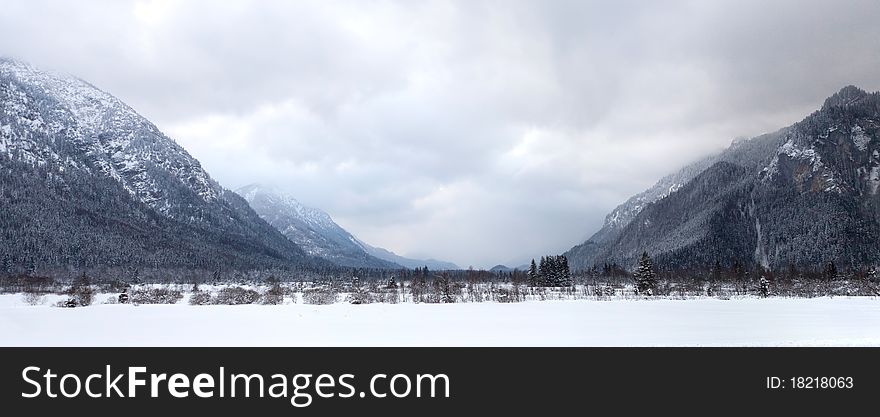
[822,85,870,109]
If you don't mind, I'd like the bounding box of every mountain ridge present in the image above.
[566,85,880,272]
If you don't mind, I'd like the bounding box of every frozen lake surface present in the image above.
[1,295,878,346]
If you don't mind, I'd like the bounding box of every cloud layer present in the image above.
[3,0,880,267]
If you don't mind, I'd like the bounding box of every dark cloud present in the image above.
[2,0,879,267]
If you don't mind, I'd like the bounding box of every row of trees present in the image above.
[624,251,880,298]
[4,247,879,300]
[527,255,572,287]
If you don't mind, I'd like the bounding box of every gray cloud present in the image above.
[3,0,880,267]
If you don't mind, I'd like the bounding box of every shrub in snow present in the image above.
[593,286,616,297]
[260,277,285,305]
[373,288,399,304]
[118,288,130,304]
[346,277,372,304]
[131,288,184,304]
[261,285,285,305]
[22,292,45,306]
[189,290,213,306]
[213,287,260,305]
[303,287,337,305]
[493,288,515,303]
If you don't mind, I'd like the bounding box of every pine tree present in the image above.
[538,256,548,287]
[559,255,572,286]
[633,252,657,296]
[546,256,558,286]
[70,273,94,306]
[528,259,539,287]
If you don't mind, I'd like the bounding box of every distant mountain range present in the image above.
[239,184,459,270]
[566,86,880,272]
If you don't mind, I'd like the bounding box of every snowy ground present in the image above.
[1,294,879,346]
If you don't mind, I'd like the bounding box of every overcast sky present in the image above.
[2,0,880,268]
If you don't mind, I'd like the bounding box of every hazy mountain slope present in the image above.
[239,185,459,270]
[237,184,400,269]
[353,238,460,270]
[239,184,461,270]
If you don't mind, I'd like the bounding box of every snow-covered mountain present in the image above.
[0,57,325,275]
[237,184,397,269]
[239,184,459,270]
[0,58,219,212]
[566,86,880,271]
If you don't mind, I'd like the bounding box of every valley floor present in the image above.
[1,295,878,346]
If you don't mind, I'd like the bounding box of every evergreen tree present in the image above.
[69,273,94,306]
[528,259,539,287]
[633,252,657,296]
[559,255,572,286]
[547,256,559,286]
[538,256,548,287]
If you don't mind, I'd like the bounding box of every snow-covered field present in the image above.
[1,294,878,346]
